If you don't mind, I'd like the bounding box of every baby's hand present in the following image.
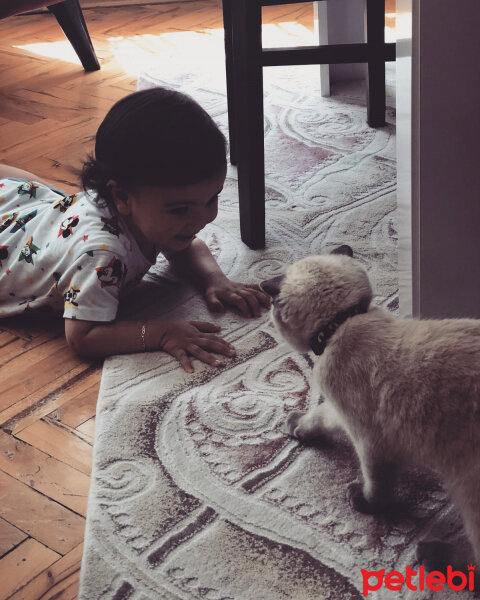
[153,320,236,373]
[204,275,271,318]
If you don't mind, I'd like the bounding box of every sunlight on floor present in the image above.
[108,29,224,76]
[109,22,317,76]
[13,21,318,75]
[14,40,81,65]
[14,18,395,75]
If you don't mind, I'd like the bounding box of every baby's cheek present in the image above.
[206,205,218,224]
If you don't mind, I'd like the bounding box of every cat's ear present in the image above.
[330,245,353,257]
[260,275,284,297]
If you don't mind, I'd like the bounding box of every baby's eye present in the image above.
[167,207,189,216]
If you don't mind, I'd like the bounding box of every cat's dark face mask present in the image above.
[260,245,353,299]
[260,275,284,299]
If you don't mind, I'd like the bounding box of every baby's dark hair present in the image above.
[81,87,227,200]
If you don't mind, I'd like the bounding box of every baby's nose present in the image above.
[188,211,209,231]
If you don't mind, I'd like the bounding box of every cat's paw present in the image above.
[347,482,373,513]
[286,408,334,445]
[346,482,384,514]
[416,540,454,572]
[286,410,309,441]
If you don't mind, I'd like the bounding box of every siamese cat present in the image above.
[261,245,480,575]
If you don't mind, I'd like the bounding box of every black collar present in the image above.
[309,304,367,356]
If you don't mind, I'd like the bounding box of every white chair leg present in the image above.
[314,1,330,97]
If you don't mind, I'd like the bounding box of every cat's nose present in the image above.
[260,275,284,298]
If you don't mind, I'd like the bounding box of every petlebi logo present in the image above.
[361,564,476,596]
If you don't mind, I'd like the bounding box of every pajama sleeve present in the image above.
[58,249,128,322]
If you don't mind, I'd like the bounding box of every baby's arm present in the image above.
[167,237,270,317]
[0,163,56,187]
[65,317,236,373]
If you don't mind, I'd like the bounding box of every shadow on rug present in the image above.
[79,62,468,599]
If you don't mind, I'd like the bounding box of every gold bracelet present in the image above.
[140,322,147,352]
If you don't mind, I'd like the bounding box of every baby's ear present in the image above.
[330,245,353,257]
[108,180,131,215]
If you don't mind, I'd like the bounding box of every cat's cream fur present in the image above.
[262,246,480,573]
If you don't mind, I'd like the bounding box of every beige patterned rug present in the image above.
[79,60,470,599]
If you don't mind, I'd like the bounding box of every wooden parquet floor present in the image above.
[0,1,394,597]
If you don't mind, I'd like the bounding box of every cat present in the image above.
[261,245,480,576]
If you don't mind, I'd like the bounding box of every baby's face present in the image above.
[120,164,226,256]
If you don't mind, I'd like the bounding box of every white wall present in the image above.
[396,0,414,316]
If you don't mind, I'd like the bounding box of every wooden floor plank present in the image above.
[16,420,93,476]
[9,369,100,435]
[0,471,85,555]
[6,543,83,600]
[4,117,92,164]
[0,333,73,373]
[0,538,60,600]
[75,418,95,441]
[0,517,28,558]
[0,331,19,348]
[0,431,90,516]
[0,117,67,153]
[0,346,92,428]
[50,379,100,429]
[0,334,61,371]
[0,98,44,125]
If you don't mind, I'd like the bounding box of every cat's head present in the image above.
[261,246,373,352]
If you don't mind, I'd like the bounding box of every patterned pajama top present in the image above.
[0,178,155,321]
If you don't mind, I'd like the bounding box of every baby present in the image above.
[0,87,270,372]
